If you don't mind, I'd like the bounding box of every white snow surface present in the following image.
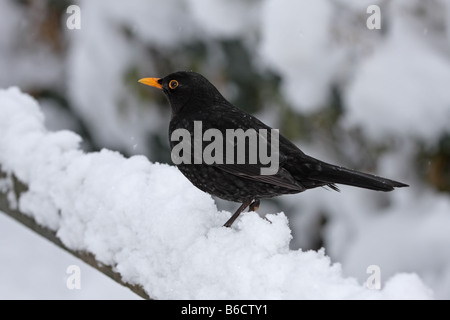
[0,87,433,299]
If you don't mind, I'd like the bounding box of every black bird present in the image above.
[139,71,408,227]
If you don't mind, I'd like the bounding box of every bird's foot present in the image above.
[249,199,260,212]
[223,199,254,228]
[263,216,272,224]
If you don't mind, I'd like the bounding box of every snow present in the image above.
[186,0,261,38]
[260,0,341,111]
[2,0,450,300]
[344,16,450,142]
[255,1,450,299]
[66,0,182,155]
[382,273,433,300]
[340,190,450,299]
[260,0,450,144]
[0,1,63,90]
[0,87,433,299]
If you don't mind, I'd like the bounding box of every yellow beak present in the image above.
[138,78,163,89]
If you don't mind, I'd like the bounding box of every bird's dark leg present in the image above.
[223,199,254,228]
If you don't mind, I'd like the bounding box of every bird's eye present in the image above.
[169,80,179,90]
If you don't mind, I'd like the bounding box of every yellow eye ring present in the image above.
[169,80,179,90]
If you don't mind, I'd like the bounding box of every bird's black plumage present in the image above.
[139,71,408,227]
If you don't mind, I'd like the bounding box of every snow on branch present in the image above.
[0,87,432,299]
[0,170,151,299]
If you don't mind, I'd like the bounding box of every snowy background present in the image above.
[0,0,449,299]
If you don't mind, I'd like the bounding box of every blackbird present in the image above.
[139,71,408,227]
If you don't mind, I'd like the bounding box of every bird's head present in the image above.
[139,71,224,115]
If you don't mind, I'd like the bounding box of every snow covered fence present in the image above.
[0,87,433,299]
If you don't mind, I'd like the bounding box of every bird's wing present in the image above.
[215,163,305,191]
[206,108,304,191]
[178,103,306,191]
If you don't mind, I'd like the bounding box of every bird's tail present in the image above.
[312,161,409,192]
